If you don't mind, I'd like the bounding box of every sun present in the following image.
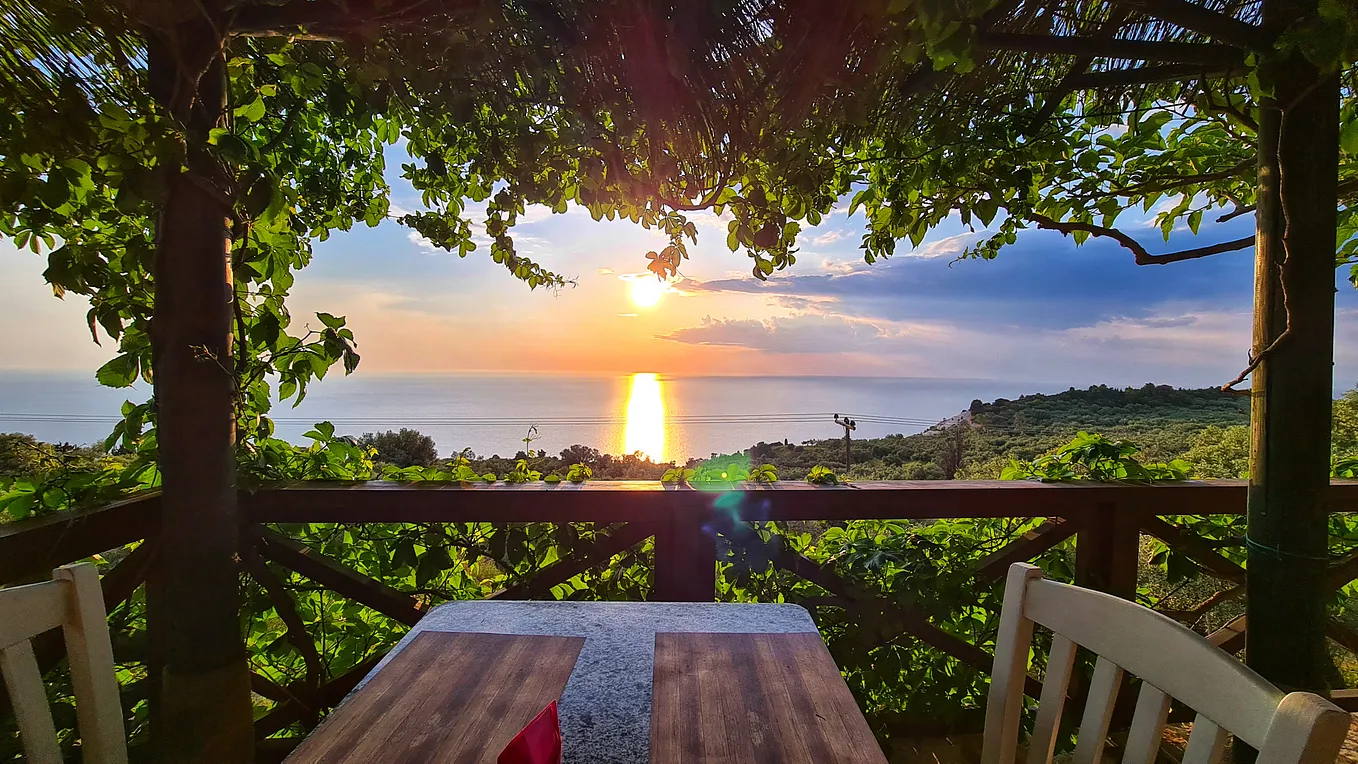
[629,277,666,308]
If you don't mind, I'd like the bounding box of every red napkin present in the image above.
[498,701,563,764]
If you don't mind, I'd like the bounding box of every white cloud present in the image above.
[407,231,439,253]
[812,229,848,246]
[905,232,982,259]
[657,314,936,355]
[597,267,615,275]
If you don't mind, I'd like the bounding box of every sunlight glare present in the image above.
[623,373,666,461]
[629,277,665,308]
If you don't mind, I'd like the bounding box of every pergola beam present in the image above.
[1106,0,1271,50]
[978,32,1246,66]
[1065,64,1243,89]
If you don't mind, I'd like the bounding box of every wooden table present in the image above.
[285,631,583,763]
[650,632,888,764]
[287,602,885,763]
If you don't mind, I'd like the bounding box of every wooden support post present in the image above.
[1075,503,1139,600]
[653,507,716,601]
[146,21,253,762]
[1246,0,1340,695]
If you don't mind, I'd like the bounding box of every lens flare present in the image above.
[623,373,665,461]
[629,277,665,308]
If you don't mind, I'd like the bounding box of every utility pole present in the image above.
[833,414,856,473]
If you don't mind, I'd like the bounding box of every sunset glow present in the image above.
[629,276,665,308]
[623,373,665,460]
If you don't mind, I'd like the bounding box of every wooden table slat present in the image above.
[285,632,583,764]
[650,632,887,764]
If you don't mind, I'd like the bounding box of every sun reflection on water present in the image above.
[623,373,665,461]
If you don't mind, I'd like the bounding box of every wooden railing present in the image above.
[4,479,1358,758]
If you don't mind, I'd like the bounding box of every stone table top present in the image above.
[359,601,818,763]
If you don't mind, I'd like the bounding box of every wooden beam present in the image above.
[977,32,1245,66]
[239,544,326,692]
[1208,614,1246,654]
[654,510,716,602]
[0,492,158,585]
[1328,552,1358,590]
[1106,0,1271,50]
[1139,516,1246,582]
[253,655,382,739]
[255,528,423,627]
[974,518,1082,580]
[1075,505,1141,598]
[490,522,656,600]
[147,22,253,759]
[1065,64,1241,89]
[1245,0,1340,694]
[236,479,1358,524]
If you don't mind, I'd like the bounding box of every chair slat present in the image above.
[0,579,67,650]
[1183,715,1230,764]
[56,564,129,764]
[1122,682,1172,764]
[1070,656,1123,764]
[981,564,1044,764]
[1026,634,1077,764]
[1,641,62,764]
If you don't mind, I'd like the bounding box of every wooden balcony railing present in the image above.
[4,479,1358,758]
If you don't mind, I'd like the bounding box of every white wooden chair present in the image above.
[1,562,128,764]
[982,563,1349,764]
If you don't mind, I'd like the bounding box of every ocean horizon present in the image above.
[0,369,1103,461]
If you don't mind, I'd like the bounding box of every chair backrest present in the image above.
[982,563,1348,764]
[0,562,128,764]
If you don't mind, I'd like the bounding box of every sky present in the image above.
[2,147,1356,393]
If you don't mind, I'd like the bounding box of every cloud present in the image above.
[658,314,914,354]
[812,229,849,246]
[407,231,438,253]
[904,232,981,259]
[597,267,615,275]
[678,219,1261,332]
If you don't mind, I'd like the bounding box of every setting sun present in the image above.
[623,373,665,461]
[629,276,666,308]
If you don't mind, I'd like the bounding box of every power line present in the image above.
[0,411,945,427]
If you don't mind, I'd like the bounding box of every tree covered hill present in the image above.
[749,384,1253,480]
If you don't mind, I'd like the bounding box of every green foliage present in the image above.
[1001,432,1191,483]
[359,429,439,468]
[661,467,696,485]
[750,463,779,484]
[501,459,542,484]
[805,465,844,485]
[1182,426,1251,479]
[564,463,593,484]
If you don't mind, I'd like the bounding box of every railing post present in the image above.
[1075,502,1139,600]
[653,503,716,602]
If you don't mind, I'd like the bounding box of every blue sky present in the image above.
[2,154,1355,393]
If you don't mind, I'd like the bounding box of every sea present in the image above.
[0,371,1069,462]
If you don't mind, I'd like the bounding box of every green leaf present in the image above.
[235,98,267,123]
[95,354,139,387]
[1342,120,1358,157]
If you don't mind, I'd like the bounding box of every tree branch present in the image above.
[1065,64,1242,89]
[1028,212,1254,265]
[230,0,463,38]
[1072,158,1254,201]
[977,32,1246,67]
[1106,0,1271,50]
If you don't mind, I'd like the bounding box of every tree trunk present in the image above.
[1246,0,1340,694]
[147,26,255,763]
